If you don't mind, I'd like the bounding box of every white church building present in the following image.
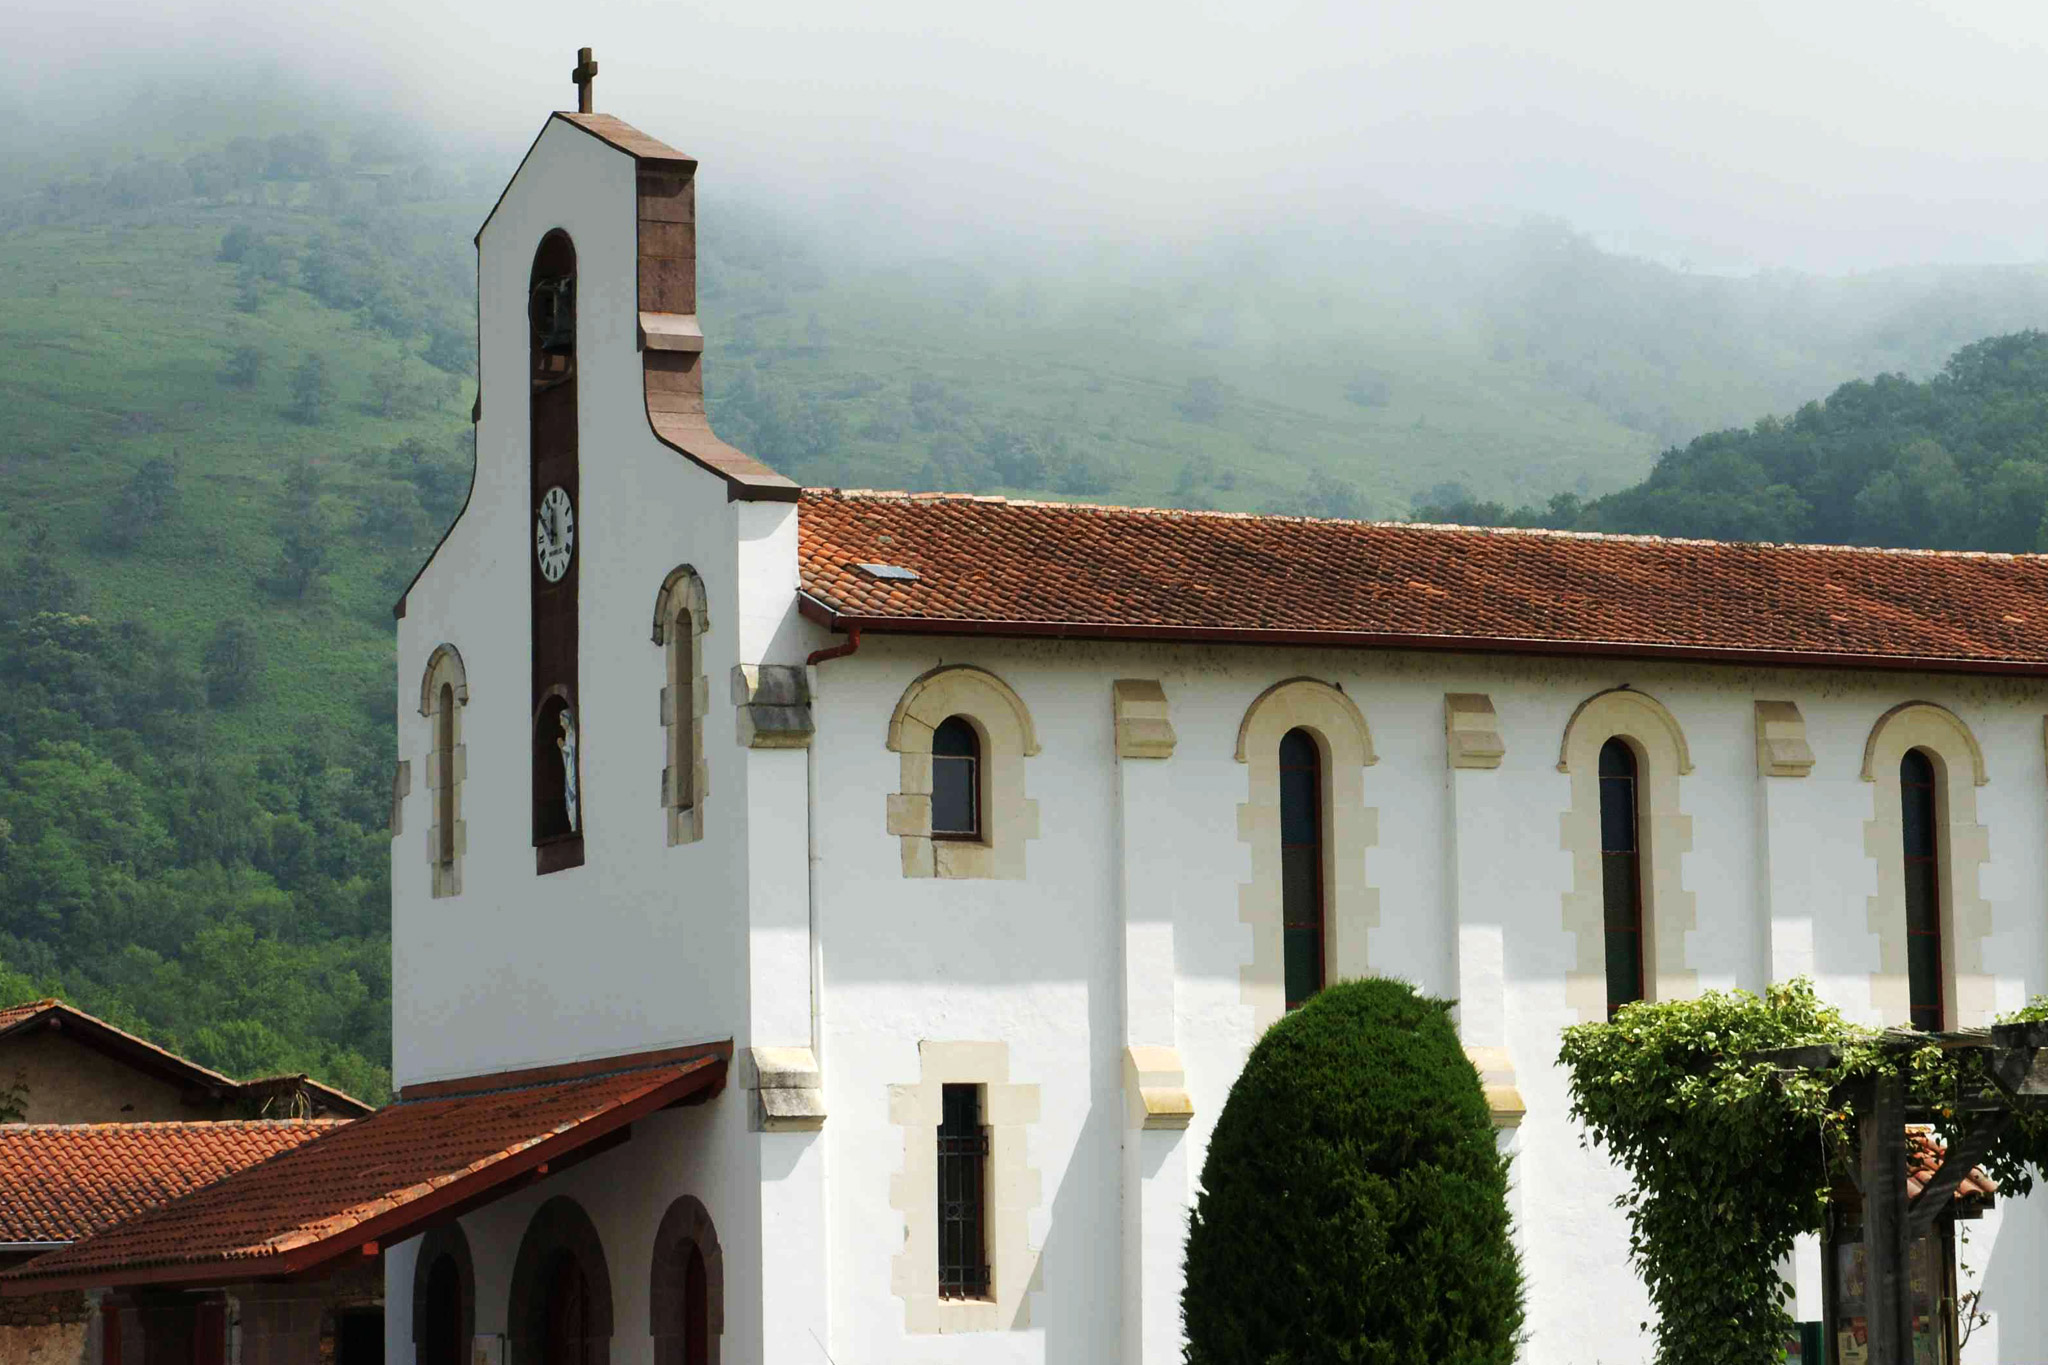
[11,93,2048,1365]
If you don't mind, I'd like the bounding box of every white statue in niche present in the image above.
[557,708,580,834]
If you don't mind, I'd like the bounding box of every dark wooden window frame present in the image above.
[1902,748,1945,1032]
[1599,736,1646,1018]
[1280,726,1326,1010]
[936,1082,991,1300]
[930,715,983,842]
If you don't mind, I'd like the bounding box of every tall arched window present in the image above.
[1902,748,1944,1031]
[1279,727,1324,1009]
[435,684,457,871]
[931,717,981,840]
[1600,737,1645,1017]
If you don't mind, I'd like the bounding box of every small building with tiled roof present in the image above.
[0,1000,370,1124]
[34,69,2048,1365]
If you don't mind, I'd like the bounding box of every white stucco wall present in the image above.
[804,635,2048,1365]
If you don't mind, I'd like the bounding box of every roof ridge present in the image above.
[799,486,2048,561]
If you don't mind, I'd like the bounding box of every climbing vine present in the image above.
[1558,980,2048,1365]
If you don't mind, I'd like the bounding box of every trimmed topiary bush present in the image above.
[1182,978,1524,1364]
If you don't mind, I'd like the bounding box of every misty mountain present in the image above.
[6,83,2048,1090]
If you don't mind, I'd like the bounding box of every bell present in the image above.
[529,275,577,355]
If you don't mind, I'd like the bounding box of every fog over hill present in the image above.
[8,6,2048,1087]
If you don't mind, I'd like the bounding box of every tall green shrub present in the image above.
[1182,978,1524,1365]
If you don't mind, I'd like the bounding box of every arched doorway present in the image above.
[650,1197,722,1365]
[411,1223,474,1365]
[507,1198,613,1365]
[542,1251,594,1365]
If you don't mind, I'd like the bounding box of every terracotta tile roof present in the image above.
[0,1122,345,1245]
[795,490,2048,673]
[1906,1128,1998,1206]
[0,1045,727,1293]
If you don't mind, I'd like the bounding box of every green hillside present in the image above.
[9,84,2048,1097]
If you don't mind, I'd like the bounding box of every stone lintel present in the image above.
[1445,693,1505,770]
[1112,679,1176,759]
[1755,699,1816,778]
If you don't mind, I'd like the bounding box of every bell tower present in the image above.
[529,226,582,874]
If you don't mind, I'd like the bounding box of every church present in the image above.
[12,68,2048,1365]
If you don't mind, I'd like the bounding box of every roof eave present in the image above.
[0,1050,727,1296]
[797,597,2048,678]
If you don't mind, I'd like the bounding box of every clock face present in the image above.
[535,486,575,582]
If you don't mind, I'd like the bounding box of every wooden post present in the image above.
[1859,1067,1911,1365]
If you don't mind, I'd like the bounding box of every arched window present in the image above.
[419,644,468,899]
[1600,737,1645,1017]
[1902,748,1944,1031]
[1279,727,1324,1009]
[931,717,981,840]
[435,685,457,870]
[652,566,709,847]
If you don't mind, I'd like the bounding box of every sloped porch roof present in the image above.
[0,1043,728,1293]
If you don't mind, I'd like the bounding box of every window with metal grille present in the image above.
[1280,727,1324,1009]
[936,1083,990,1299]
[1600,737,1645,1017]
[1902,748,1944,1031]
[931,717,982,840]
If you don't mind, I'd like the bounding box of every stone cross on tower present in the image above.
[572,48,598,114]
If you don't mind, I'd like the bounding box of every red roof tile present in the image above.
[1906,1127,1997,1206]
[0,1122,345,1245]
[795,491,2048,673]
[1,1046,727,1293]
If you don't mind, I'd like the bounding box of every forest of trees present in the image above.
[1415,330,2048,552]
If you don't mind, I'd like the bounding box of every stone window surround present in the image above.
[1860,701,1992,1029]
[886,665,1040,880]
[1234,677,1379,1033]
[651,566,710,847]
[1558,686,1696,1022]
[649,1196,723,1365]
[420,644,469,899]
[888,1041,1043,1334]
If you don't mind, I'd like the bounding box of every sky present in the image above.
[8,0,2048,272]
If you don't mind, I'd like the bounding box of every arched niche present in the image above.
[419,644,469,717]
[886,664,1041,757]
[411,1222,475,1365]
[649,1197,723,1365]
[1557,686,1692,774]
[1860,701,1988,786]
[507,1196,613,1365]
[1232,677,1375,765]
[650,565,710,645]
